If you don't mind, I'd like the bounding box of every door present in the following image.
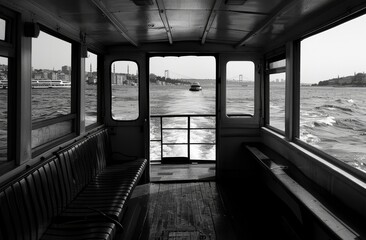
[217,53,262,180]
[104,52,149,181]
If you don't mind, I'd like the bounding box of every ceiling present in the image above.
[5,0,366,50]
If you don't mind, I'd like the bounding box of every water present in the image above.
[32,85,98,124]
[1,83,366,173]
[300,86,366,172]
[150,81,215,115]
[149,81,216,161]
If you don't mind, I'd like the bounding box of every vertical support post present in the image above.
[79,56,86,134]
[285,41,300,141]
[160,116,163,161]
[17,17,32,165]
[187,116,190,161]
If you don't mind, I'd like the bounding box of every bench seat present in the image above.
[245,144,360,240]
[41,221,117,240]
[0,128,147,240]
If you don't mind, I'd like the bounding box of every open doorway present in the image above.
[149,56,216,182]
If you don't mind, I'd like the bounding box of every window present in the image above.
[0,57,8,161]
[85,51,98,127]
[31,30,74,149]
[300,14,366,174]
[0,18,5,41]
[32,31,72,122]
[267,57,286,132]
[111,61,139,120]
[0,8,16,167]
[226,61,255,117]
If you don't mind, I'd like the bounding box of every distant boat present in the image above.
[189,82,202,91]
[32,80,71,89]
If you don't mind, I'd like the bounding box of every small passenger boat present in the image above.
[31,80,71,88]
[189,82,202,91]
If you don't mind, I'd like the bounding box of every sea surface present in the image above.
[300,86,366,172]
[1,83,366,174]
[149,80,217,161]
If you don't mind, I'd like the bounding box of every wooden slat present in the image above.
[139,182,236,239]
[246,145,360,240]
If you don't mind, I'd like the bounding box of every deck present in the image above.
[119,181,298,240]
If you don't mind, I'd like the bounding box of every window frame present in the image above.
[293,12,366,183]
[31,25,79,156]
[85,49,102,130]
[0,6,17,173]
[265,52,286,135]
[225,60,256,118]
[110,59,140,122]
[219,53,261,128]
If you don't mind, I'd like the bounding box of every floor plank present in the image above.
[128,182,237,240]
[123,180,305,240]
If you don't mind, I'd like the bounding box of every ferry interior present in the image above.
[1,0,366,239]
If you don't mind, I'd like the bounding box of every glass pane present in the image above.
[85,51,98,126]
[0,18,5,41]
[162,117,187,128]
[269,72,286,131]
[150,117,161,140]
[150,141,161,161]
[163,144,188,158]
[0,57,8,161]
[226,61,255,116]
[111,61,139,120]
[149,56,216,115]
[190,130,215,144]
[162,129,187,144]
[300,14,366,174]
[269,59,286,69]
[190,145,215,161]
[191,116,215,128]
[32,31,72,122]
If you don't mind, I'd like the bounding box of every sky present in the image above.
[31,31,99,72]
[300,14,366,83]
[150,56,216,79]
[6,13,366,84]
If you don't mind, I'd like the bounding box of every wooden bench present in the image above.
[245,144,361,240]
[0,128,147,240]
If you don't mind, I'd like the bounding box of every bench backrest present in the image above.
[0,156,65,240]
[0,128,112,240]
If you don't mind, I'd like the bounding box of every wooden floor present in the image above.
[150,163,215,182]
[119,181,299,240]
[122,182,236,240]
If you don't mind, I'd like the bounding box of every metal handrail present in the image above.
[150,114,216,162]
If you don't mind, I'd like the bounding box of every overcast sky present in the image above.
[300,13,366,83]
[6,13,366,84]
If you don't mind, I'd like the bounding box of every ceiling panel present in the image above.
[105,0,159,12]
[88,30,130,45]
[207,28,249,44]
[11,0,365,49]
[221,0,285,14]
[167,10,210,28]
[25,0,96,15]
[113,10,165,42]
[213,11,267,32]
[163,0,215,10]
